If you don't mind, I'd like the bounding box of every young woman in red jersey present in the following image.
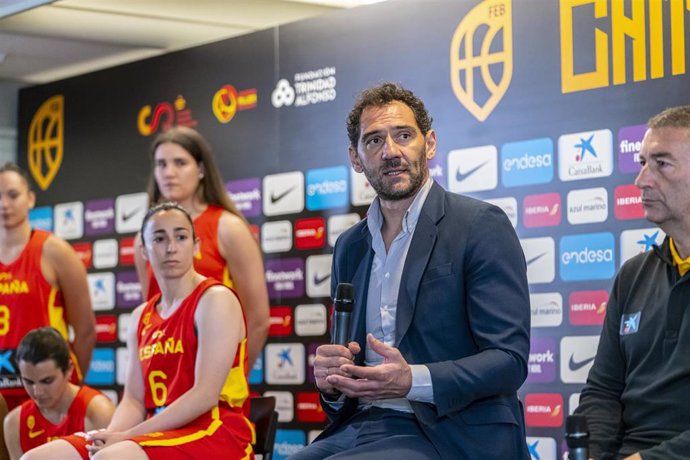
[134,127,268,369]
[23,202,254,460]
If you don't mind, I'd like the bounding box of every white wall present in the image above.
[0,81,21,164]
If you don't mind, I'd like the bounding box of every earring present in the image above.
[199,173,204,179]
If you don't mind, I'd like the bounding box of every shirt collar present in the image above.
[367,177,433,236]
[669,237,690,277]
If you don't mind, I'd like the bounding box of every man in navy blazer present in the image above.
[289,82,531,460]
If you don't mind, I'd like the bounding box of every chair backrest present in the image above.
[250,396,278,460]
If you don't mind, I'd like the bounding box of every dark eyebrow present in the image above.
[361,124,416,141]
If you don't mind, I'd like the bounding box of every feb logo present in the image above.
[212,84,258,123]
[137,95,197,136]
[450,0,513,122]
[28,95,64,191]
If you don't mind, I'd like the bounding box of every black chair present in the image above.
[250,396,278,460]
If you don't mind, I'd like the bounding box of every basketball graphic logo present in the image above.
[28,95,64,190]
[450,0,512,122]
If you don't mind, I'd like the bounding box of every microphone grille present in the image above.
[334,283,354,303]
[566,414,588,435]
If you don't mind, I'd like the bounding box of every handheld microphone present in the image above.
[565,415,589,460]
[331,283,354,345]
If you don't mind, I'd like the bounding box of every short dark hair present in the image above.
[0,162,32,191]
[16,327,71,373]
[346,82,433,147]
[140,201,196,248]
[648,105,690,129]
[147,127,246,223]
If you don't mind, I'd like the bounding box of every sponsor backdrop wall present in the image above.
[16,1,690,458]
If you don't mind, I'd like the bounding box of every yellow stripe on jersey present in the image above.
[47,286,82,379]
[220,338,249,408]
[138,406,223,447]
[222,267,235,289]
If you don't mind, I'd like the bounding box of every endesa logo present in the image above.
[614,184,644,220]
[525,393,563,428]
[569,290,607,326]
[269,306,293,337]
[84,348,115,385]
[296,392,326,423]
[523,193,561,228]
[501,138,553,187]
[295,217,325,250]
[137,95,197,136]
[306,166,348,211]
[274,430,306,459]
[559,233,615,281]
[29,206,52,231]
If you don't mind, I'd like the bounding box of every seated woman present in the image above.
[22,202,254,460]
[3,327,114,460]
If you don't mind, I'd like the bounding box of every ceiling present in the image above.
[0,0,384,85]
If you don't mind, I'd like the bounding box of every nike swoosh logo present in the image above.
[270,186,296,204]
[456,161,488,182]
[313,273,331,285]
[526,252,547,266]
[28,429,45,439]
[568,354,595,372]
[122,207,142,222]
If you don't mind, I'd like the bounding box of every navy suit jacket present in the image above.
[320,182,531,459]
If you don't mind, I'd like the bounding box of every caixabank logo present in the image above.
[450,0,513,121]
[620,227,665,265]
[28,95,64,191]
[559,232,615,281]
[558,129,613,182]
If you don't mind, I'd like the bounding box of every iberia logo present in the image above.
[137,95,198,136]
[28,95,64,190]
[450,0,512,122]
[212,84,257,123]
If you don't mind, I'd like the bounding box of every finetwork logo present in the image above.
[29,207,52,231]
[523,193,561,228]
[560,232,615,281]
[614,185,644,220]
[569,290,608,326]
[530,292,563,328]
[265,343,305,385]
[54,202,83,240]
[272,66,336,108]
[261,220,292,254]
[87,273,115,310]
[262,171,304,217]
[485,197,518,228]
[448,146,498,193]
[560,335,600,383]
[306,166,348,211]
[618,124,646,174]
[265,258,305,299]
[525,393,563,428]
[558,129,613,181]
[115,271,141,308]
[306,254,332,298]
[295,304,327,337]
[620,228,665,265]
[520,237,555,284]
[527,337,557,384]
[115,193,148,234]
[526,437,557,460]
[450,0,513,121]
[501,138,553,187]
[226,178,261,218]
[328,213,361,247]
[84,198,115,236]
[566,187,608,225]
